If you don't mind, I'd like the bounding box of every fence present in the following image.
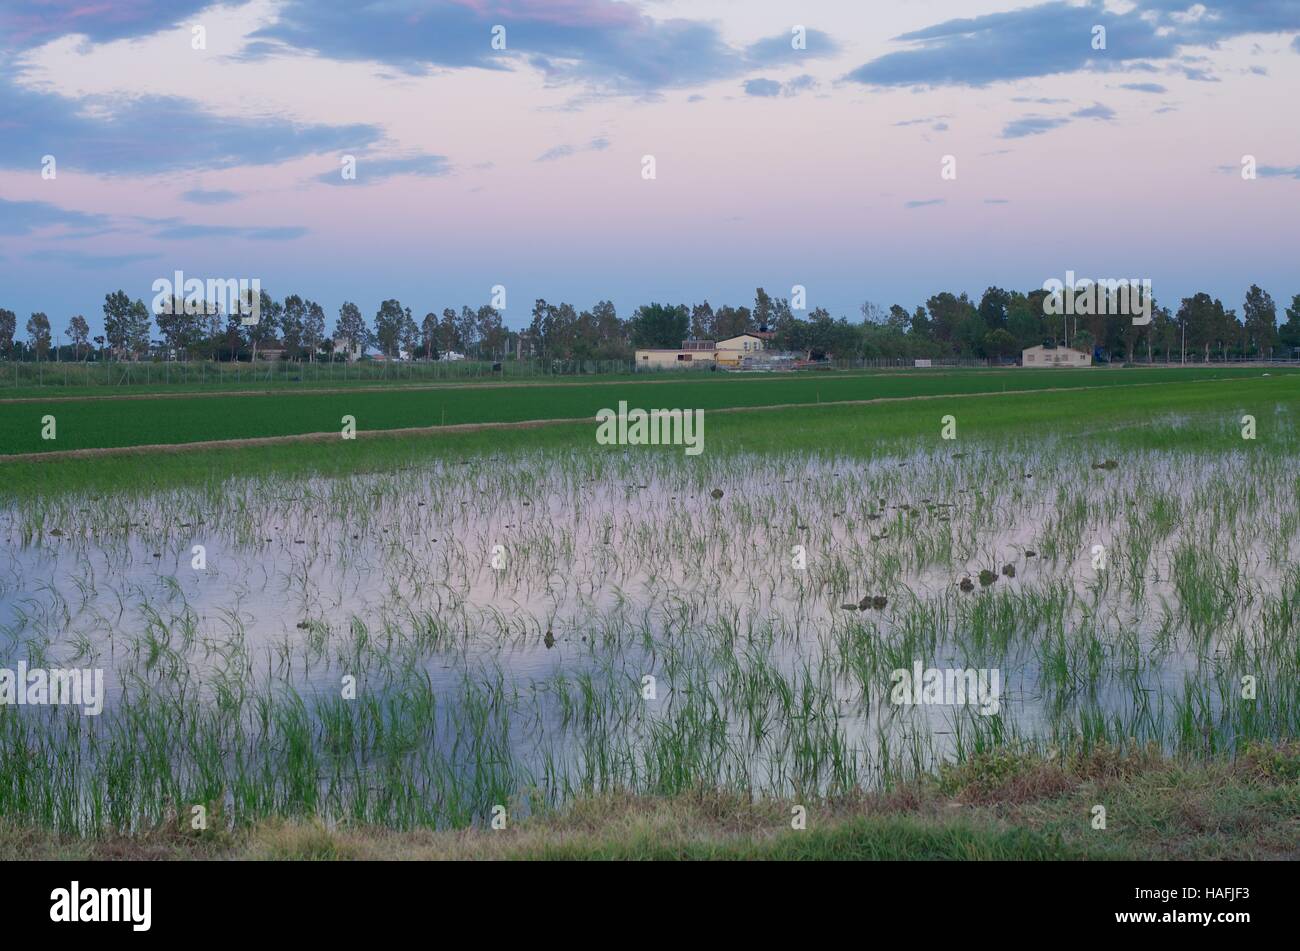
[0,357,635,390]
[3,352,1297,390]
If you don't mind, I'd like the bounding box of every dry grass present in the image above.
[3,745,1295,861]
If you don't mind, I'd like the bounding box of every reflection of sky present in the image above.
[0,444,1283,797]
[1,1,1298,330]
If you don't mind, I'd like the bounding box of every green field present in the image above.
[0,365,1289,458]
[2,364,1297,859]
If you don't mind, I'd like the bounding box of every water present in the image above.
[1,438,1296,829]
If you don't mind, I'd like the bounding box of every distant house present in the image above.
[715,333,771,367]
[1022,344,1091,367]
[256,339,285,361]
[635,338,717,369]
[332,337,363,362]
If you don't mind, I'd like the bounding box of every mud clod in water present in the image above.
[710,489,724,500]
[1002,563,1016,578]
[959,577,975,592]
[978,569,997,586]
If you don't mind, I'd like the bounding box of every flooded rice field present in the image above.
[2,438,1298,831]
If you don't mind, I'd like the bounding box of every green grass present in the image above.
[3,744,1294,859]
[1,370,1293,498]
[1,365,1286,456]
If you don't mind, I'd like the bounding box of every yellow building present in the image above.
[715,332,774,367]
[635,339,717,369]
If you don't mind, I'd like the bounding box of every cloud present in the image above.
[1071,102,1116,120]
[0,1,219,52]
[1293,35,1300,53]
[904,199,945,209]
[844,1,1300,89]
[744,28,841,66]
[0,69,382,175]
[251,0,747,93]
[0,198,108,236]
[314,153,451,185]
[150,224,309,241]
[782,74,818,95]
[1120,82,1167,93]
[1001,116,1071,138]
[895,114,951,132]
[535,138,608,162]
[1002,102,1115,138]
[984,199,1011,204]
[744,75,817,97]
[25,249,159,269]
[180,189,241,205]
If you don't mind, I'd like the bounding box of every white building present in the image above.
[1022,344,1091,367]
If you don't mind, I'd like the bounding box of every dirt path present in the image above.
[0,377,1239,463]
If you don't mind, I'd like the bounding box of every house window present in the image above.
[678,353,691,361]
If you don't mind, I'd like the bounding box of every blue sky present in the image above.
[1,0,1298,336]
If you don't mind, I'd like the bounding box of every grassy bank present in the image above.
[3,744,1295,860]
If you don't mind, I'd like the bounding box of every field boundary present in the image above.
[0,368,977,405]
[0,376,1245,463]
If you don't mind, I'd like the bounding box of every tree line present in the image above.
[1,284,1298,362]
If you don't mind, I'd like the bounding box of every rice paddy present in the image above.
[2,379,1297,841]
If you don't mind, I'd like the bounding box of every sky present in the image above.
[1,0,1298,337]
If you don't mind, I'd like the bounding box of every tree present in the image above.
[246,290,280,362]
[440,306,462,355]
[154,296,204,358]
[983,328,1019,360]
[302,300,326,361]
[689,301,714,339]
[102,290,134,358]
[126,298,152,358]
[373,299,407,358]
[1242,284,1277,357]
[629,302,688,349]
[67,314,90,361]
[335,301,368,359]
[27,312,52,360]
[925,292,978,350]
[710,304,752,340]
[589,300,625,359]
[280,295,306,358]
[399,306,419,356]
[476,305,505,360]
[421,312,439,360]
[1279,294,1300,354]
[1177,293,1232,362]
[0,308,16,358]
[977,287,1011,331]
[753,287,774,330]
[456,305,478,357]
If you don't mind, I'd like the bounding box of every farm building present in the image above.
[1022,344,1091,367]
[635,339,718,369]
[715,332,772,367]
